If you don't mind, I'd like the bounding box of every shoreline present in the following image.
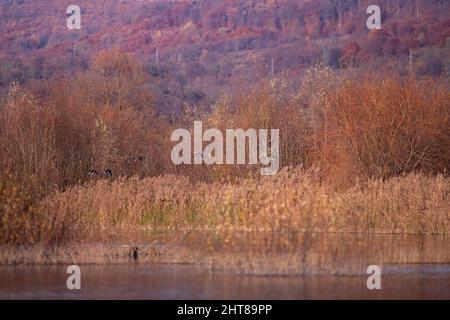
[2,232,449,276]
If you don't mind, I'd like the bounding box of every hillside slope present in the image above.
[1,0,449,113]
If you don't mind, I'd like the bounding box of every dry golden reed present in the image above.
[34,168,449,245]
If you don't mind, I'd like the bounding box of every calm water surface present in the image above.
[1,263,449,299]
[1,232,449,299]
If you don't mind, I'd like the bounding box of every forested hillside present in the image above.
[1,0,449,113]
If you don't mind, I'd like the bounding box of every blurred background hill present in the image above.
[0,0,449,114]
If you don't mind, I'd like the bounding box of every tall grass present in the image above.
[32,169,449,246]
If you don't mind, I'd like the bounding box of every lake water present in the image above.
[0,263,449,299]
[1,232,449,299]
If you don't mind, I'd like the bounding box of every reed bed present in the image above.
[32,168,449,245]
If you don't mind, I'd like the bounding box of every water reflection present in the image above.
[0,263,449,299]
[1,232,449,299]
